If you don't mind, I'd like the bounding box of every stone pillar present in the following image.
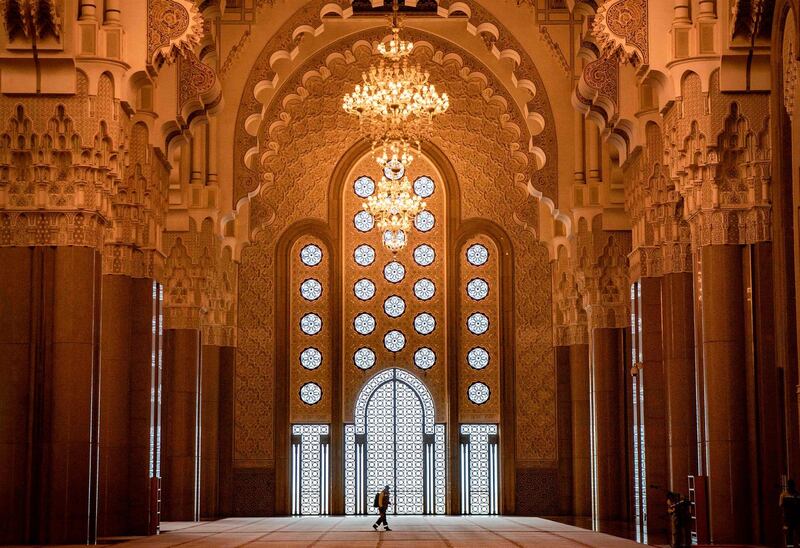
[200,344,221,519]
[591,327,627,521]
[569,344,592,516]
[98,276,160,536]
[555,346,574,515]
[98,275,133,536]
[700,244,750,543]
[0,247,102,544]
[587,123,602,184]
[218,346,235,517]
[661,272,698,492]
[638,277,669,534]
[574,114,586,184]
[161,329,201,522]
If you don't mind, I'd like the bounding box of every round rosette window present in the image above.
[300,382,322,405]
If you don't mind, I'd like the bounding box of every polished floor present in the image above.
[114,516,643,547]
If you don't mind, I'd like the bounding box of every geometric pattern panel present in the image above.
[460,424,499,515]
[291,424,330,515]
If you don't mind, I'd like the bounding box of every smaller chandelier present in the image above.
[363,173,426,234]
[382,229,407,252]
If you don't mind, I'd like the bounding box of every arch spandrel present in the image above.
[229,0,560,215]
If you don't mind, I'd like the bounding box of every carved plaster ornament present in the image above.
[3,0,62,42]
[592,0,648,66]
[784,21,798,122]
[147,0,204,66]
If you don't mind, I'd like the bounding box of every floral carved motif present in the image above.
[783,15,798,122]
[147,0,204,66]
[592,0,648,66]
[178,50,218,113]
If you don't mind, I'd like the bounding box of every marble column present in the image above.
[591,327,627,521]
[569,344,592,517]
[98,275,133,536]
[638,277,669,534]
[660,272,698,492]
[555,346,574,515]
[700,244,750,543]
[217,346,235,517]
[161,329,201,522]
[98,276,160,536]
[0,247,102,544]
[200,344,221,519]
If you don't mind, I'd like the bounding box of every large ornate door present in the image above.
[345,368,445,515]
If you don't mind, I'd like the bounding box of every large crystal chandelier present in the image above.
[342,0,449,251]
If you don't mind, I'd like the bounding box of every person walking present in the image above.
[667,491,692,547]
[372,485,392,531]
[781,479,800,547]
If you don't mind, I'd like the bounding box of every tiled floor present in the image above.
[115,516,644,547]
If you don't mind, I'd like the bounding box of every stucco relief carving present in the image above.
[625,122,692,278]
[592,0,648,66]
[232,0,558,209]
[783,14,798,122]
[664,71,772,247]
[147,0,204,66]
[575,55,619,128]
[162,219,237,345]
[178,49,220,116]
[553,246,589,346]
[573,217,631,330]
[0,72,128,249]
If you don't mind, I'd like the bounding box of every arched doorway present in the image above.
[345,368,445,515]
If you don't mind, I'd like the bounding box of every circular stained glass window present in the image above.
[300,382,322,405]
[468,382,490,405]
[466,278,489,301]
[413,244,435,267]
[354,175,375,198]
[414,313,436,335]
[383,295,406,318]
[384,261,405,283]
[354,278,376,301]
[354,244,375,267]
[413,278,436,301]
[467,312,490,335]
[384,330,406,352]
[414,210,435,232]
[354,210,374,232]
[300,278,322,301]
[383,159,405,180]
[300,347,322,370]
[300,313,322,335]
[414,347,436,370]
[466,243,489,266]
[300,244,322,267]
[467,347,490,370]
[413,176,435,198]
[353,347,376,370]
[354,313,376,335]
